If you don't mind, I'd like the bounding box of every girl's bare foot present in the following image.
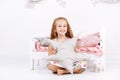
[57,69,64,75]
[57,69,70,76]
[74,68,85,74]
[56,68,85,75]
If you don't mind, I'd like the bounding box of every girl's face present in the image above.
[55,19,67,36]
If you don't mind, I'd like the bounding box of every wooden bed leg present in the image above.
[32,59,34,70]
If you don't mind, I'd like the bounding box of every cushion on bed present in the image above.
[76,45,103,56]
[76,34,101,48]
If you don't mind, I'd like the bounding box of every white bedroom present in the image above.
[0,0,120,80]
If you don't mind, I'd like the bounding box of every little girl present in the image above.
[47,17,85,75]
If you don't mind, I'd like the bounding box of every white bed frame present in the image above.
[31,29,105,72]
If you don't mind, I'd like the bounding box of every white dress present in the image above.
[47,38,87,72]
[53,38,76,59]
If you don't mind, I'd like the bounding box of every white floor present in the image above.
[0,58,120,80]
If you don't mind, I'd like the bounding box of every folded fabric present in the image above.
[76,35,101,48]
[77,45,103,56]
[34,41,48,52]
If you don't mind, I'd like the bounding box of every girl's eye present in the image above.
[64,26,66,27]
[58,26,61,27]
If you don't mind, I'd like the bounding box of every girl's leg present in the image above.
[73,68,85,74]
[57,68,85,75]
[47,64,61,73]
[47,64,85,75]
[57,68,70,75]
[47,64,70,75]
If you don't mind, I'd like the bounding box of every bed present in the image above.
[31,31,105,73]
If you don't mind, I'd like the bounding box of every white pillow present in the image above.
[34,37,49,47]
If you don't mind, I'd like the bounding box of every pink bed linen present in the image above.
[77,45,103,56]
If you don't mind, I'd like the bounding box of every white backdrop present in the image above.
[0,0,120,67]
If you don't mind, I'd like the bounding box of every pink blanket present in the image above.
[77,45,103,56]
[34,41,103,56]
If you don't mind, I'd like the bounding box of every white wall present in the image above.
[0,0,120,65]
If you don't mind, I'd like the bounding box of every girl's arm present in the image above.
[48,44,57,56]
[74,45,79,53]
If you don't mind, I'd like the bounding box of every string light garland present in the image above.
[91,0,120,5]
[26,0,66,8]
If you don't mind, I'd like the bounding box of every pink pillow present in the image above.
[76,36,101,48]
[33,41,48,52]
[77,45,103,56]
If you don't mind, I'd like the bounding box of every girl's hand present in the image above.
[48,44,57,55]
[74,46,79,53]
[48,48,57,56]
[51,48,57,55]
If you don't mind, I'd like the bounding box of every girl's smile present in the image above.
[56,19,67,36]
